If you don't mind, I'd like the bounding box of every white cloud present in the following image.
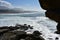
[0,0,46,12]
[0,0,13,9]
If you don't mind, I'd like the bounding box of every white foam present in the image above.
[0,13,59,40]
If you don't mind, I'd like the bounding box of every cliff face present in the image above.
[39,0,60,22]
[39,0,60,10]
[39,0,60,34]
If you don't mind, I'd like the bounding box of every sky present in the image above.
[0,0,45,11]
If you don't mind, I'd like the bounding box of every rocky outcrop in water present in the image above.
[0,24,45,40]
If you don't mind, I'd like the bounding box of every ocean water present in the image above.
[0,12,58,40]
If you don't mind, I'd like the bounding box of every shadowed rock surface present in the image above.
[0,24,45,40]
[39,0,60,34]
[39,0,60,10]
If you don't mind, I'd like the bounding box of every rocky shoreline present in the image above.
[0,24,45,40]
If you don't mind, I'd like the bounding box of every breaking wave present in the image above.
[0,12,59,40]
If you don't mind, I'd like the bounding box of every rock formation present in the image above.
[39,0,60,34]
[0,24,45,40]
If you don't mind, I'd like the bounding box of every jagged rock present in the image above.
[0,24,45,40]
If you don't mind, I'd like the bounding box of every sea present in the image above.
[0,12,59,40]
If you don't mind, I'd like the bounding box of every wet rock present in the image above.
[9,26,19,30]
[15,24,22,27]
[55,31,60,34]
[9,26,15,30]
[55,23,60,34]
[32,31,45,40]
[24,31,45,40]
[23,24,28,30]
[0,24,45,40]
[0,29,10,36]
[1,31,26,40]
[1,32,16,40]
[56,23,60,31]
[15,24,33,31]
[33,31,42,37]
[14,31,27,40]
[28,25,33,29]
[13,31,26,35]
[15,24,29,31]
[55,37,59,40]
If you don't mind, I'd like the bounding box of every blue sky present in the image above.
[3,0,44,11]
